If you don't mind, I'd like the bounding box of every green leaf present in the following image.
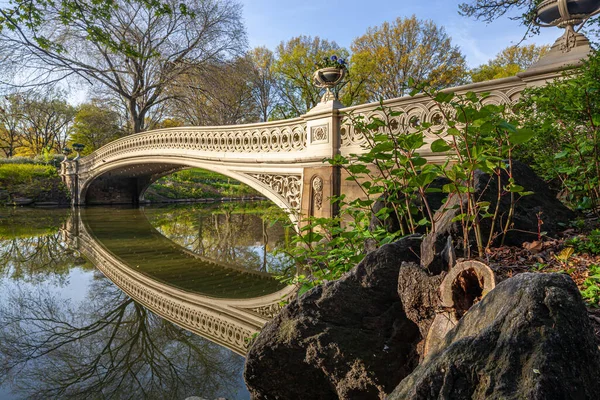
[430,138,451,153]
[509,128,536,144]
[347,164,369,174]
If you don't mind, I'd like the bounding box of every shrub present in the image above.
[581,264,600,307]
[566,229,600,255]
[517,49,600,215]
[0,164,58,185]
[280,85,535,289]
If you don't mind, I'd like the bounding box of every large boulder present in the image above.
[422,161,576,273]
[388,273,600,400]
[244,235,422,399]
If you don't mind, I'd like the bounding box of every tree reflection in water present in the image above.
[145,203,294,274]
[0,276,247,399]
[0,207,249,400]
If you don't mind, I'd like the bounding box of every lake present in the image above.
[0,203,295,400]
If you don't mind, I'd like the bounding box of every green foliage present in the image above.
[469,44,549,82]
[0,163,58,184]
[350,16,467,101]
[68,102,124,154]
[0,163,69,203]
[517,49,600,215]
[145,169,259,201]
[272,36,350,118]
[281,85,536,289]
[581,264,600,307]
[315,55,348,70]
[565,230,600,255]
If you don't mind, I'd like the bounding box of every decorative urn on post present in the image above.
[72,143,85,160]
[534,0,600,52]
[313,55,347,103]
[61,147,72,162]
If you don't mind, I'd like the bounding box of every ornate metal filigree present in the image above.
[558,26,578,52]
[312,176,323,212]
[77,121,307,172]
[340,88,522,148]
[249,174,302,211]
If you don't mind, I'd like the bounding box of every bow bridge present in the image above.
[60,41,587,222]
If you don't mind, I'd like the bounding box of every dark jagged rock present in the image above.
[388,273,600,400]
[422,161,575,273]
[244,235,422,400]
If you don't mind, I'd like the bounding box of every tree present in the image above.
[0,94,24,157]
[68,101,125,154]
[16,92,75,157]
[249,47,278,122]
[350,16,467,101]
[470,44,550,82]
[272,36,350,118]
[458,1,537,24]
[0,0,246,133]
[167,56,259,126]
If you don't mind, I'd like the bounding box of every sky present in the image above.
[238,0,562,67]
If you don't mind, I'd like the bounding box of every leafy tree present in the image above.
[168,56,259,126]
[0,93,24,157]
[15,92,75,157]
[350,15,467,101]
[272,36,350,118]
[0,0,246,133]
[68,101,125,155]
[470,44,550,82]
[249,46,278,122]
[517,49,600,215]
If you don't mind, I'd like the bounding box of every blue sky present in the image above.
[239,0,561,67]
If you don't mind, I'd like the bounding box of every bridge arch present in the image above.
[77,156,304,221]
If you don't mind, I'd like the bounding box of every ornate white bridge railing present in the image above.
[77,117,308,172]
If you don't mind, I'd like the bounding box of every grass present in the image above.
[0,163,69,205]
[145,168,260,201]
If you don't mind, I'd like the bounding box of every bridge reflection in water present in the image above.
[61,208,296,356]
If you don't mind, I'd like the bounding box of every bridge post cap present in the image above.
[304,99,345,117]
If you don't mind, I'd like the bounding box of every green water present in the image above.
[0,203,294,399]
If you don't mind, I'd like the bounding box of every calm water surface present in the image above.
[0,203,294,400]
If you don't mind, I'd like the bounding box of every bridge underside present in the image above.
[68,155,338,225]
[84,163,184,205]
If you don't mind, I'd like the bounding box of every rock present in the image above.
[7,197,34,206]
[422,161,575,273]
[388,273,600,400]
[244,235,423,400]
[33,201,60,207]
